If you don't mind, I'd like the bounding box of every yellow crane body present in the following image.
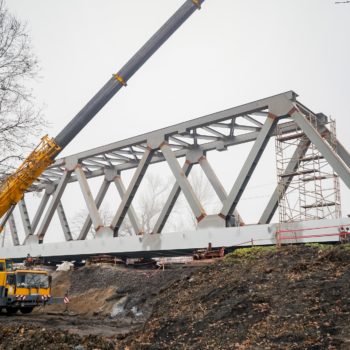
[0,136,60,220]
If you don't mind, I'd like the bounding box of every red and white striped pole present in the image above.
[64,290,70,313]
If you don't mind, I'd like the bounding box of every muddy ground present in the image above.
[1,244,350,349]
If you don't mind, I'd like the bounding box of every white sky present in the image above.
[4,0,350,242]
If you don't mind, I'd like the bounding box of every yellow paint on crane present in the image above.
[192,0,201,9]
[113,73,127,86]
[0,135,61,222]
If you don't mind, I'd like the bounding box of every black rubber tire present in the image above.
[6,307,18,315]
[20,307,34,314]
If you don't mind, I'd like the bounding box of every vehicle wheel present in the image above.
[20,307,34,314]
[6,307,18,315]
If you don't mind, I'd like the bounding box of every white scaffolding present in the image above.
[276,116,341,224]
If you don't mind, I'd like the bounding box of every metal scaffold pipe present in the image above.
[55,0,205,149]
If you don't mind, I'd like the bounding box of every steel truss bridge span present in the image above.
[1,91,350,260]
[1,218,350,262]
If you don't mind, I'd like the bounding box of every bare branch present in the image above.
[0,0,45,176]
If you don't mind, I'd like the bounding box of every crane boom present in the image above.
[0,0,205,221]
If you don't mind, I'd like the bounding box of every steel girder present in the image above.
[220,114,278,218]
[1,217,349,261]
[1,90,350,251]
[8,214,20,246]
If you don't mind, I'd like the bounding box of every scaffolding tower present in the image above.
[276,115,341,224]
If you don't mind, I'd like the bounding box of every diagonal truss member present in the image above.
[220,114,278,218]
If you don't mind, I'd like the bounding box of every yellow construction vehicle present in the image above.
[0,258,62,314]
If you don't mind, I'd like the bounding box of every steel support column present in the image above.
[18,199,32,238]
[9,214,20,246]
[199,156,244,225]
[316,124,350,169]
[114,175,143,235]
[37,171,71,242]
[77,179,110,240]
[111,148,154,235]
[153,160,193,234]
[0,206,15,233]
[75,165,104,232]
[336,141,350,169]
[57,201,73,241]
[259,137,310,224]
[199,156,227,201]
[220,115,278,218]
[161,143,206,221]
[31,188,53,233]
[291,109,350,189]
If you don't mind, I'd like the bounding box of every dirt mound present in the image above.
[1,265,197,349]
[0,324,115,350]
[123,245,350,349]
[2,245,350,349]
[45,265,196,318]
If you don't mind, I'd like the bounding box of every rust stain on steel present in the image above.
[196,213,206,222]
[268,112,278,120]
[288,106,299,116]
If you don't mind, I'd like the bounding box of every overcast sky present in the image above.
[5,0,350,241]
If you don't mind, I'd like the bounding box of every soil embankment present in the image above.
[1,245,350,349]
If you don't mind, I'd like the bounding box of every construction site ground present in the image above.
[1,244,350,349]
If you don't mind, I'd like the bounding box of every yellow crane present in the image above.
[0,0,205,230]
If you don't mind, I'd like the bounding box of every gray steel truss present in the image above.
[36,170,72,242]
[291,109,350,188]
[57,201,73,241]
[220,114,278,218]
[9,214,19,246]
[152,160,193,234]
[161,143,206,222]
[2,217,350,261]
[18,199,32,238]
[110,148,154,235]
[1,91,350,260]
[31,188,52,233]
[113,174,143,235]
[77,179,110,240]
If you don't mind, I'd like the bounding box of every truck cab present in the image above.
[0,258,61,314]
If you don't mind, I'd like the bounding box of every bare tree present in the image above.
[0,0,44,177]
[138,174,171,234]
[184,167,219,228]
[70,206,134,239]
[70,208,95,240]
